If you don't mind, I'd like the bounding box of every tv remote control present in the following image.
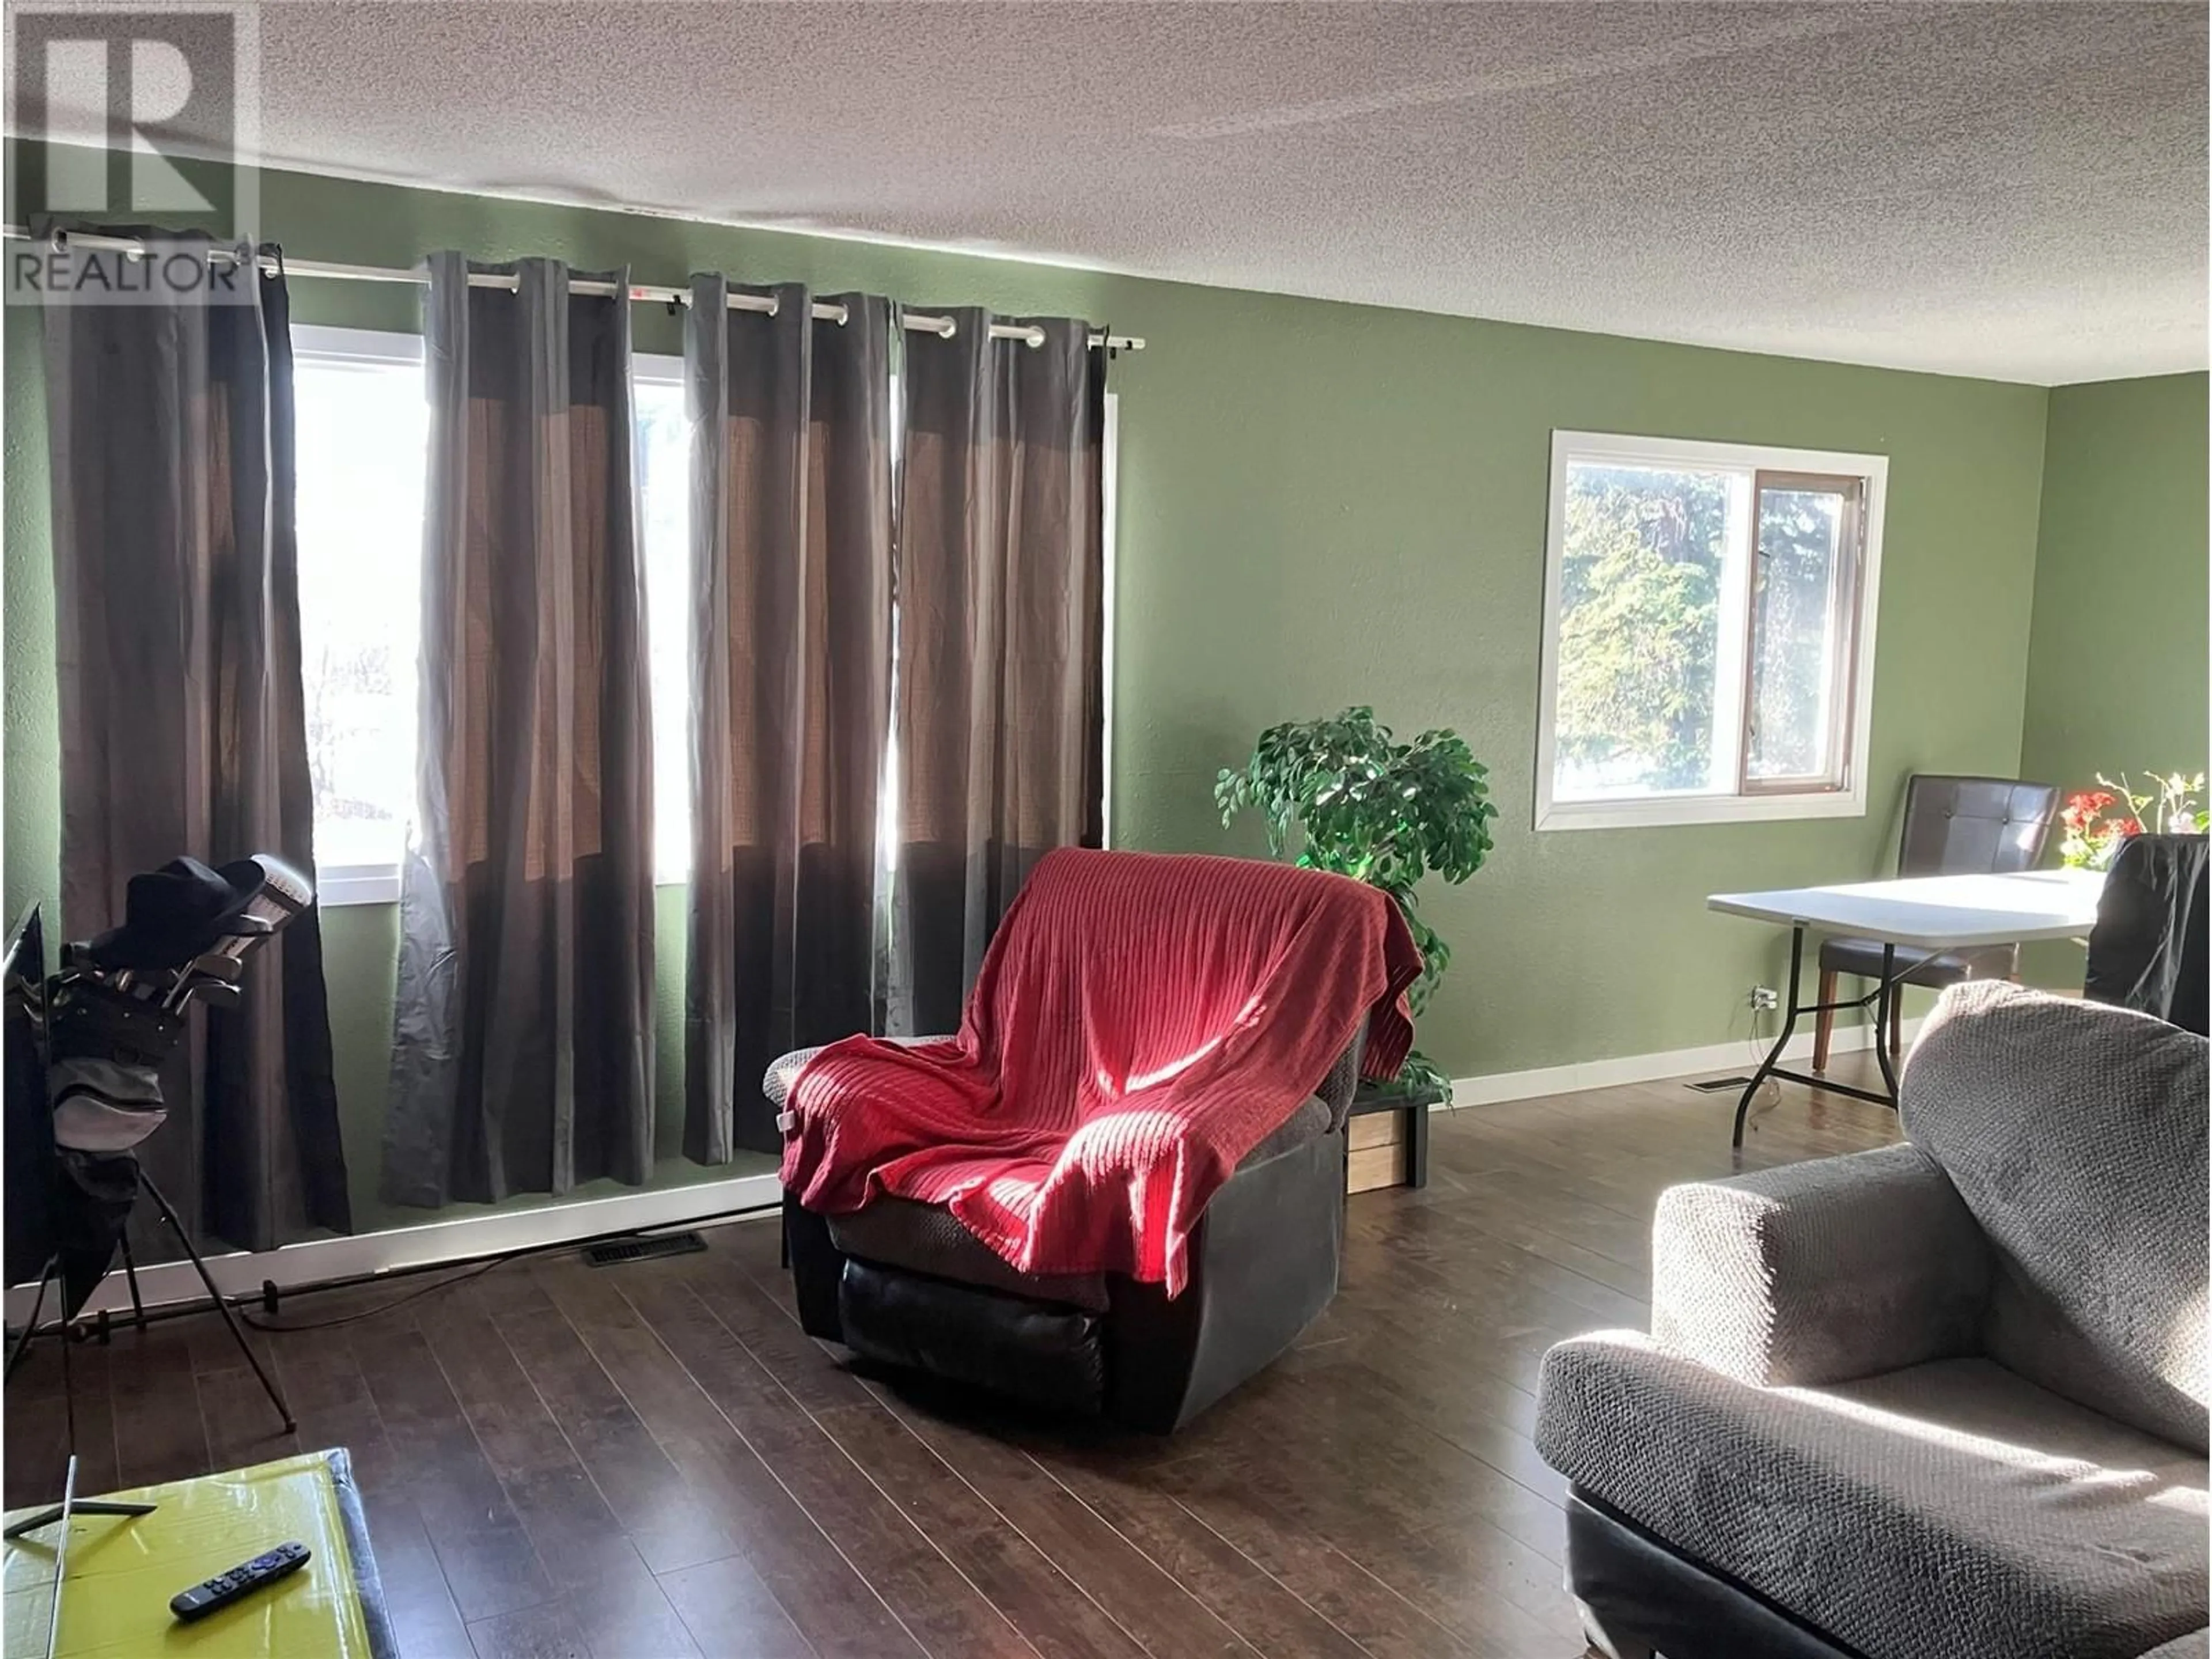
[169,1541,312,1621]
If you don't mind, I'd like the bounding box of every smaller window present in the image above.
[1536,432,1885,832]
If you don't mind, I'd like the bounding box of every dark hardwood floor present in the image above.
[5,1058,1900,1658]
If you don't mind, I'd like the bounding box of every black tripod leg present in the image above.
[139,1174,296,1434]
[5,1257,56,1381]
[118,1233,148,1331]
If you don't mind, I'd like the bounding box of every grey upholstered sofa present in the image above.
[1536,982,2209,1659]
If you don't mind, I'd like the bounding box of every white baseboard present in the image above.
[1447,1016,1926,1108]
[9,1019,1917,1327]
[5,1170,783,1328]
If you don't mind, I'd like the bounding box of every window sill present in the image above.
[1536,789,1867,832]
[316,865,402,907]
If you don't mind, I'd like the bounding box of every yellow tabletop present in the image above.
[4,1451,380,1659]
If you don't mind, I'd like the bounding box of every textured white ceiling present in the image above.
[54,2,2212,382]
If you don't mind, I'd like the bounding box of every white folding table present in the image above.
[1706,869,2104,1146]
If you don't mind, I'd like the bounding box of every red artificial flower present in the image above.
[2114,817,2143,837]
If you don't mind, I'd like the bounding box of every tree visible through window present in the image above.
[1555,463,1734,797]
[1747,478,1862,787]
[1539,434,1883,830]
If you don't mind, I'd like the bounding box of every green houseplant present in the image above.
[1215,707,1497,1093]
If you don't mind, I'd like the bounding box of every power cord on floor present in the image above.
[1737,990,1782,1119]
[237,1215,758,1333]
[1745,994,1772,1070]
[22,1199,781,1346]
[238,1253,510,1333]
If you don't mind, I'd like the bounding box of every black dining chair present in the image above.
[1812,774,2062,1070]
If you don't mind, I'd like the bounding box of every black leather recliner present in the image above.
[767,1031,1361,1432]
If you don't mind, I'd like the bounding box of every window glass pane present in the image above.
[1553,461,1736,801]
[296,354,425,870]
[1747,483,1853,783]
[633,377,690,880]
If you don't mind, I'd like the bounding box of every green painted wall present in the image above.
[5,157,2059,1231]
[2017,370,2209,987]
[2021,373,2209,800]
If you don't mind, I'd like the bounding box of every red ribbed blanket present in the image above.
[780,849,1421,1294]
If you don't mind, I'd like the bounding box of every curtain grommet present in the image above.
[1025,327,1045,349]
[937,316,957,339]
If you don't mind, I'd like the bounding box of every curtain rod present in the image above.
[1,225,1145,351]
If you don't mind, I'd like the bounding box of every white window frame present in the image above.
[1535,430,1887,833]
[294,321,423,373]
[293,323,426,906]
[296,328,1120,902]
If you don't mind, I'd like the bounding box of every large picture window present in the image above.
[294,324,1116,902]
[1535,431,1886,831]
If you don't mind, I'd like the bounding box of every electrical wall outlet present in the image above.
[1748,985,1780,1012]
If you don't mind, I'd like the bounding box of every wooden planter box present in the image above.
[1344,1079,1441,1194]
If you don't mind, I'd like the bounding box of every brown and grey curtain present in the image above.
[890,312,1107,1035]
[44,233,351,1251]
[384,254,656,1206]
[684,280,894,1159]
